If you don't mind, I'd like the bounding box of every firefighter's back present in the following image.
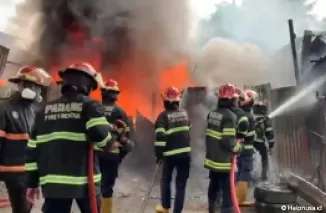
[163,108,191,158]
[205,107,237,172]
[35,93,101,198]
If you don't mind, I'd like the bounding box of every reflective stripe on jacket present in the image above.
[240,110,255,152]
[204,108,242,172]
[25,94,114,198]
[230,107,249,139]
[154,109,191,158]
[0,96,37,172]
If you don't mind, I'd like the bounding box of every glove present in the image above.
[116,119,127,138]
[26,188,40,205]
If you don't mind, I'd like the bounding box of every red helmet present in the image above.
[59,62,98,90]
[9,66,52,87]
[101,79,120,92]
[162,86,180,102]
[218,83,237,99]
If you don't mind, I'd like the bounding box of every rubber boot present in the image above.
[235,181,246,204]
[155,204,169,213]
[208,201,216,213]
[237,182,255,207]
[101,197,112,213]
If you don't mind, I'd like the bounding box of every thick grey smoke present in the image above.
[192,0,323,89]
[193,38,269,89]
[7,0,192,78]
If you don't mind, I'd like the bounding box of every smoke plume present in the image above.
[7,0,192,81]
[193,37,269,88]
[192,0,324,89]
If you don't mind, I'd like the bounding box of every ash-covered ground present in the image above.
[0,155,316,213]
[0,165,255,213]
[0,151,257,213]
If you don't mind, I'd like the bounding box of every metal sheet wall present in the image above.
[250,84,326,191]
[0,45,9,77]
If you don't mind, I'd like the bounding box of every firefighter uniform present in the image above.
[0,66,52,213]
[235,90,257,206]
[237,108,255,182]
[205,83,243,213]
[97,79,134,213]
[155,87,191,213]
[25,63,115,213]
[0,98,35,213]
[253,102,275,181]
[230,106,249,181]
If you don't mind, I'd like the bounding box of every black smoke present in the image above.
[9,0,191,75]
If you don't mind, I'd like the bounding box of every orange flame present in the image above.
[50,25,194,121]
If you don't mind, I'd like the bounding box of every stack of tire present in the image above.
[254,182,297,213]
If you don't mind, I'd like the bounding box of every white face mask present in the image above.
[21,88,42,102]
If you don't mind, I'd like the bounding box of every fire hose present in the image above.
[87,119,128,213]
[0,196,10,208]
[230,139,242,213]
[139,162,162,213]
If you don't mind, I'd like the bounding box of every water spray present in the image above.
[268,76,326,118]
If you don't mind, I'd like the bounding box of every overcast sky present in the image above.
[0,0,325,32]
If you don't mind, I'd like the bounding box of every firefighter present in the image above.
[253,101,274,181]
[25,62,118,213]
[0,66,52,213]
[154,86,191,213]
[205,83,243,213]
[98,79,134,213]
[236,89,257,206]
[215,88,249,206]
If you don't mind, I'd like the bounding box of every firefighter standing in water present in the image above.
[0,66,52,213]
[25,62,117,213]
[253,101,274,181]
[98,79,134,213]
[205,83,243,213]
[235,89,257,206]
[154,86,191,213]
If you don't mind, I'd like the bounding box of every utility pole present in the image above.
[288,19,300,84]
